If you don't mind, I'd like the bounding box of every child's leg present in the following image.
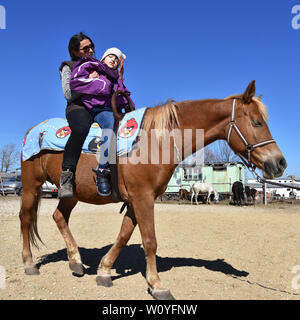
[94,111,115,169]
[93,110,115,197]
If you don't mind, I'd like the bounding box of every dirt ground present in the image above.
[1,197,300,300]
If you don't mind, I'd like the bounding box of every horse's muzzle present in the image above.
[263,157,287,179]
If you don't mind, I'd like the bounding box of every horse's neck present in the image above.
[177,99,232,152]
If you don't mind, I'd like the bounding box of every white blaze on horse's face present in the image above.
[245,102,287,179]
[228,81,287,179]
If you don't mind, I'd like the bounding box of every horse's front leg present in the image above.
[96,204,137,287]
[132,196,174,300]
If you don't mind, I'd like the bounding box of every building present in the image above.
[247,178,300,199]
[166,162,245,195]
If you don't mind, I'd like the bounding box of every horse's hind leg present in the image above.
[207,191,211,204]
[19,191,41,275]
[97,204,137,287]
[19,158,45,275]
[52,198,83,275]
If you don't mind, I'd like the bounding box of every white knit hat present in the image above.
[101,47,126,62]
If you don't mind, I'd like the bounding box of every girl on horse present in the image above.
[67,47,134,197]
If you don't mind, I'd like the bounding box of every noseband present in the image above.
[227,99,276,172]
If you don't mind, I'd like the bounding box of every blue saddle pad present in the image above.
[22,108,147,161]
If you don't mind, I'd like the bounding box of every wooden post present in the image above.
[263,182,267,205]
[229,178,232,202]
[0,175,4,196]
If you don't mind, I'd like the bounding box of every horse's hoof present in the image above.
[96,275,113,287]
[69,262,84,276]
[149,288,175,300]
[25,266,40,275]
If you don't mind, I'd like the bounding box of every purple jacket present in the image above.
[70,56,134,111]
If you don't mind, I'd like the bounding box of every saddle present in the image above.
[22,91,147,206]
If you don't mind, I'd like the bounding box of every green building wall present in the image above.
[165,162,245,194]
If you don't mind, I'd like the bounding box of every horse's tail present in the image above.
[19,190,44,249]
[20,156,45,249]
[30,195,44,249]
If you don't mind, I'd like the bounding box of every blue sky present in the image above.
[0,0,299,176]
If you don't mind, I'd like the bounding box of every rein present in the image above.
[227,99,276,180]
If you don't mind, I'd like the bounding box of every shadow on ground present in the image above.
[36,244,249,280]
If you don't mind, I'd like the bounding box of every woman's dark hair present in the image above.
[68,32,95,60]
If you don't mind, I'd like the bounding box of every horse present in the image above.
[190,182,219,205]
[232,181,245,206]
[19,80,286,300]
[245,186,257,204]
[178,188,189,202]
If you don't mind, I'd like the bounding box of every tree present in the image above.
[0,144,20,172]
[204,146,217,163]
[209,140,240,163]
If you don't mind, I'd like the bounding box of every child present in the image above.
[70,48,134,196]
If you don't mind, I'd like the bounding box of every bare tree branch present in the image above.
[0,144,20,172]
[206,141,240,163]
[204,146,217,163]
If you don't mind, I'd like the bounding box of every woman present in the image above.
[58,32,97,199]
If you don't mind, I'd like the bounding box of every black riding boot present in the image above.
[58,170,74,199]
[93,168,111,197]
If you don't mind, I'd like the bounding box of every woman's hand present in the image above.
[89,71,100,79]
[118,58,124,80]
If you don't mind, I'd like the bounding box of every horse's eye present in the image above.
[252,120,262,127]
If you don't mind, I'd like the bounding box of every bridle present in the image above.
[227,99,276,176]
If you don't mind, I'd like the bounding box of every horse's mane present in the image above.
[224,95,268,122]
[142,100,180,133]
[141,95,268,135]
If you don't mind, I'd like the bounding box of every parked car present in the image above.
[42,181,58,198]
[0,176,22,196]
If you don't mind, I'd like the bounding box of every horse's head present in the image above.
[226,81,287,179]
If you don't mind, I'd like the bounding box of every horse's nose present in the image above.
[264,156,287,178]
[279,157,287,171]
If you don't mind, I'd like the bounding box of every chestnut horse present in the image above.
[178,188,189,201]
[19,81,286,300]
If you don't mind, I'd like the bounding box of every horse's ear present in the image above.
[258,94,263,101]
[241,80,256,104]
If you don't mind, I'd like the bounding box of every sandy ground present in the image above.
[1,197,300,300]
